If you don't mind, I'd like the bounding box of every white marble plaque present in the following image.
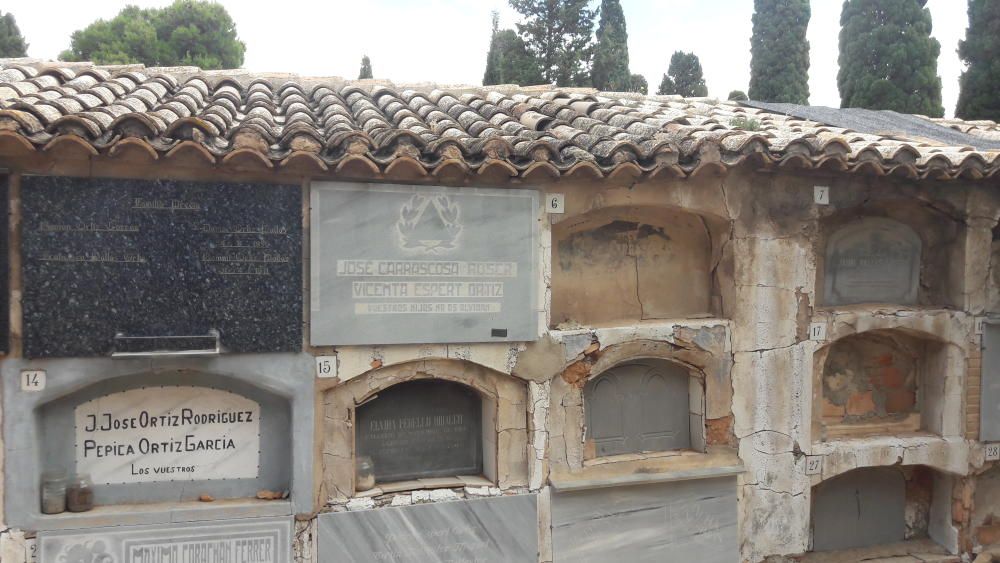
[75,386,260,484]
[39,517,292,563]
[310,182,538,345]
[824,217,921,306]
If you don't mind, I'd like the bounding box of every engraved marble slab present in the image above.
[551,477,738,562]
[318,495,538,562]
[75,386,260,484]
[39,517,292,563]
[21,176,302,358]
[824,217,921,306]
[310,182,538,345]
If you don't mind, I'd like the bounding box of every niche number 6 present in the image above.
[547,194,565,214]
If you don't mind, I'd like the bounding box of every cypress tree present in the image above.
[838,0,943,117]
[657,51,708,97]
[591,0,630,91]
[0,11,27,57]
[509,0,596,86]
[955,0,1000,121]
[358,55,373,79]
[484,12,544,85]
[748,0,810,104]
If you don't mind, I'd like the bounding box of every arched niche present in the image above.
[551,205,723,328]
[584,360,697,457]
[356,379,483,483]
[811,466,940,554]
[822,217,921,306]
[322,359,528,499]
[816,200,963,309]
[974,467,1000,548]
[37,370,292,507]
[814,329,948,441]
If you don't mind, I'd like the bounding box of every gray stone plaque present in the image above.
[982,322,1000,441]
[824,217,921,306]
[552,477,738,562]
[39,516,292,563]
[318,495,538,563]
[357,380,482,482]
[811,468,905,551]
[310,182,538,345]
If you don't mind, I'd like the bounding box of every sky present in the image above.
[10,0,971,117]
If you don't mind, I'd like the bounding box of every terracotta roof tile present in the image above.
[0,58,997,181]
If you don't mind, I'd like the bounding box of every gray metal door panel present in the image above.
[586,361,690,456]
[982,323,1000,442]
[811,468,906,551]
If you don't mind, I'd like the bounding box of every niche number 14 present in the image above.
[20,370,45,391]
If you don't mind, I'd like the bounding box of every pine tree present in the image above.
[729,90,749,101]
[955,0,1000,121]
[483,12,544,85]
[0,11,28,57]
[838,0,943,117]
[749,0,810,104]
[627,74,648,95]
[591,0,630,91]
[656,51,707,97]
[509,0,596,86]
[358,55,373,79]
[60,0,244,69]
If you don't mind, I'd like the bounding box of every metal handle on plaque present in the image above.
[111,329,221,358]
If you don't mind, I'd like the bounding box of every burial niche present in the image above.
[822,217,921,307]
[584,360,699,457]
[973,467,1000,548]
[817,330,947,440]
[551,206,715,327]
[811,466,933,552]
[38,372,292,507]
[356,380,483,483]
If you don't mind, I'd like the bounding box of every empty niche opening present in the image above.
[583,359,704,459]
[355,379,491,484]
[551,206,725,328]
[37,371,292,507]
[816,329,948,441]
[973,467,1000,548]
[811,466,934,552]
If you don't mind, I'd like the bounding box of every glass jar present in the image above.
[66,474,94,512]
[356,456,376,492]
[40,472,66,514]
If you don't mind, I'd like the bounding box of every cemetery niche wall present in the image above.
[550,205,727,327]
[310,182,538,346]
[20,176,302,358]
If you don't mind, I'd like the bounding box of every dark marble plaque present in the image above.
[21,176,302,358]
[357,380,482,482]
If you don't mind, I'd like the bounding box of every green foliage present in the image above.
[591,0,630,91]
[0,11,28,57]
[749,0,810,103]
[483,13,544,85]
[59,0,244,70]
[730,115,761,131]
[838,0,943,117]
[656,51,707,97]
[509,0,596,86]
[955,0,1000,121]
[627,74,648,95]
[728,90,749,101]
[359,55,373,79]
